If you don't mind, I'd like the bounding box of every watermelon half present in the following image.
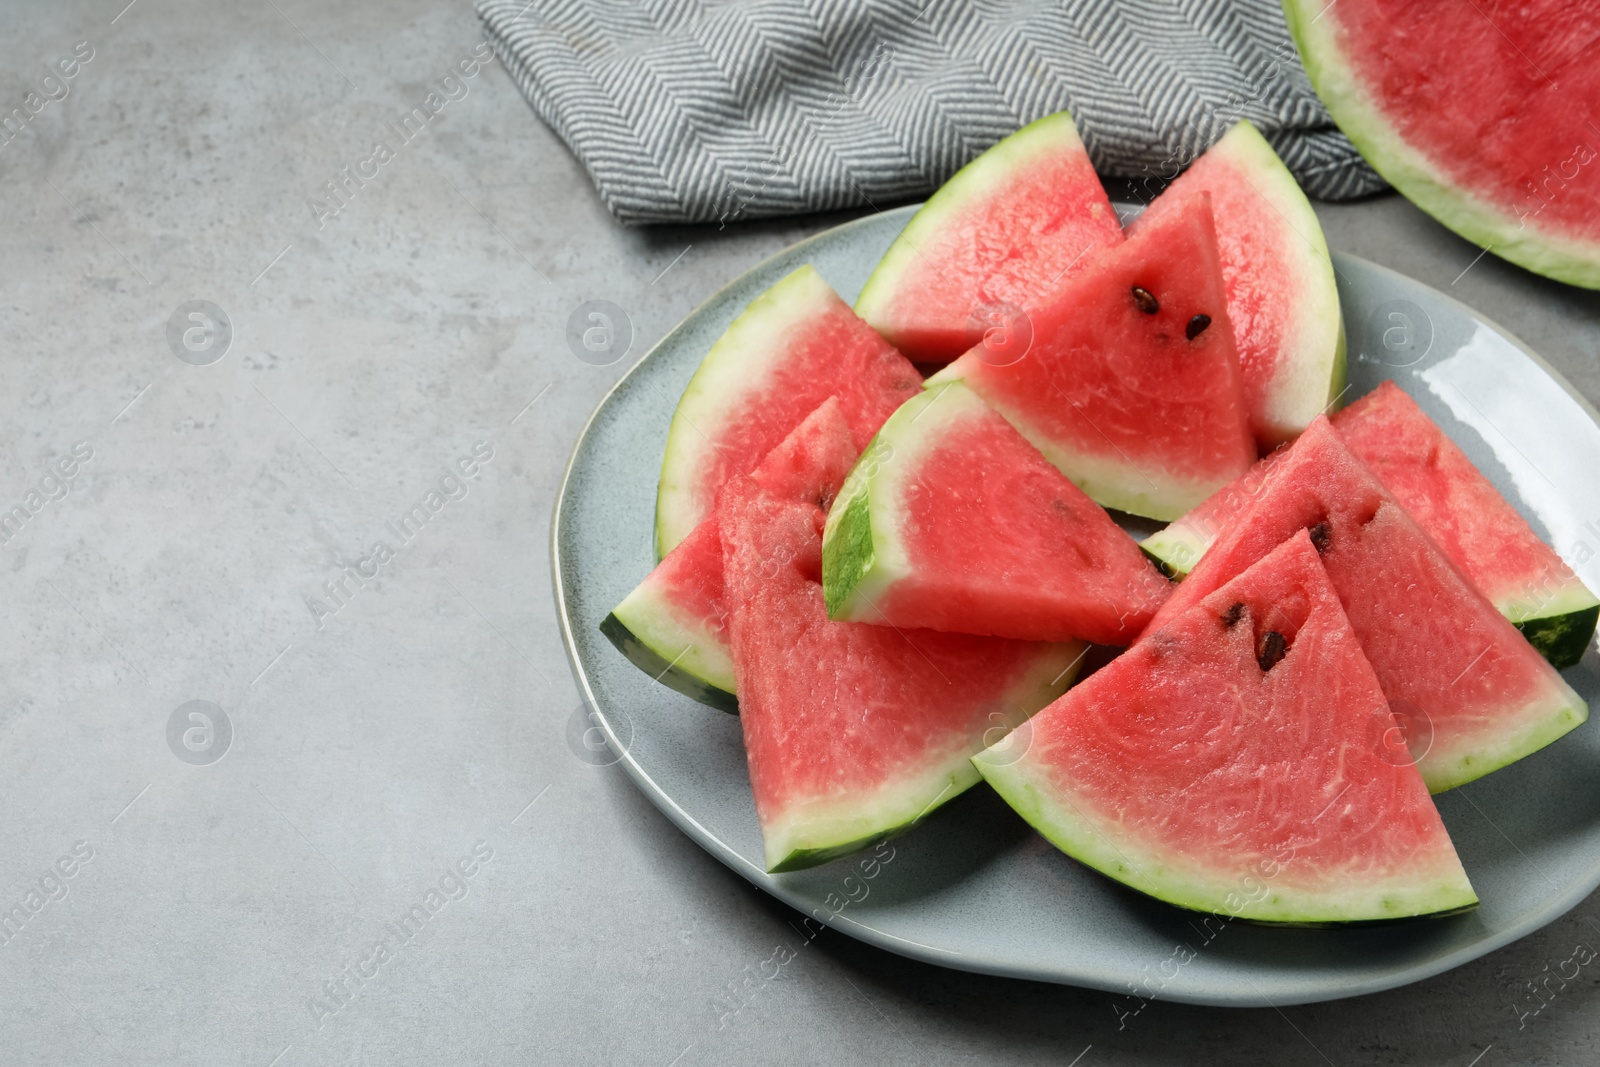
[853,109,1125,363]
[1284,0,1600,287]
[1133,121,1346,449]
[1144,418,1587,794]
[1141,381,1600,667]
[654,264,921,558]
[930,192,1255,521]
[602,398,858,711]
[821,381,1171,645]
[720,476,1085,873]
[974,530,1477,924]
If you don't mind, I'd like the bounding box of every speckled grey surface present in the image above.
[556,204,1600,1007]
[6,0,1600,1064]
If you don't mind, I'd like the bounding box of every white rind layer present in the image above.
[973,733,1479,922]
[609,579,736,696]
[1205,122,1347,446]
[854,111,1092,334]
[655,265,839,558]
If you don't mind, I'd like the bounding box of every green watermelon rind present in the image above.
[654,265,837,560]
[1198,121,1349,447]
[1282,0,1600,290]
[822,382,973,623]
[1516,603,1600,670]
[600,584,738,714]
[1140,520,1211,580]
[972,737,1480,923]
[853,110,1092,336]
[764,640,1086,873]
[765,762,980,875]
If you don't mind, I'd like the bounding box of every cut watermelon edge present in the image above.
[764,637,1088,873]
[1196,120,1350,446]
[654,264,838,560]
[764,758,983,873]
[600,590,738,713]
[823,383,968,623]
[979,385,1237,521]
[1422,678,1589,794]
[972,737,1480,923]
[853,110,1091,344]
[1143,517,1599,667]
[1284,0,1600,290]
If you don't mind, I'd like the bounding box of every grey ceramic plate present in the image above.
[552,204,1600,1007]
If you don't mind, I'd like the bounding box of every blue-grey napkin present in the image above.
[478,0,1384,225]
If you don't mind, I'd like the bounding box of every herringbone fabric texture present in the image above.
[478,0,1385,225]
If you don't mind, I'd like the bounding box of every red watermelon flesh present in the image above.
[1334,381,1598,665]
[931,192,1255,521]
[603,398,859,711]
[973,531,1476,923]
[1139,380,1598,666]
[720,477,1084,873]
[1144,418,1587,793]
[854,110,1124,363]
[1284,0,1600,287]
[822,381,1171,645]
[655,265,921,558]
[1131,122,1345,449]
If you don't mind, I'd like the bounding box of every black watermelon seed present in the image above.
[1186,314,1212,340]
[1308,521,1332,554]
[1256,630,1288,671]
[1221,602,1245,628]
[1131,286,1159,314]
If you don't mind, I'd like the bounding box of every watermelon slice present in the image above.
[929,193,1255,521]
[820,381,1171,644]
[853,109,1124,363]
[1144,418,1587,794]
[1284,0,1600,288]
[974,530,1477,924]
[1140,446,1284,579]
[1141,381,1599,667]
[720,476,1085,872]
[1132,121,1345,449]
[1335,382,1599,667]
[655,264,921,558]
[602,399,858,712]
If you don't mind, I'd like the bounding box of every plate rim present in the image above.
[549,203,1600,1006]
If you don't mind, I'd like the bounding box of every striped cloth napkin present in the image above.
[478,0,1383,226]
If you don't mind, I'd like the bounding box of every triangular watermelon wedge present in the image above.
[821,381,1171,644]
[1145,418,1587,793]
[930,192,1255,521]
[720,477,1086,873]
[603,398,858,711]
[1334,382,1599,667]
[1131,121,1345,449]
[655,265,921,558]
[1141,380,1600,667]
[854,110,1124,364]
[974,531,1477,923]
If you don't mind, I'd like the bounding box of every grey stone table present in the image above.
[1,2,1598,1065]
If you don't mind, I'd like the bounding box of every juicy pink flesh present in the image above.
[1330,0,1600,240]
[885,402,1170,644]
[1022,531,1462,892]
